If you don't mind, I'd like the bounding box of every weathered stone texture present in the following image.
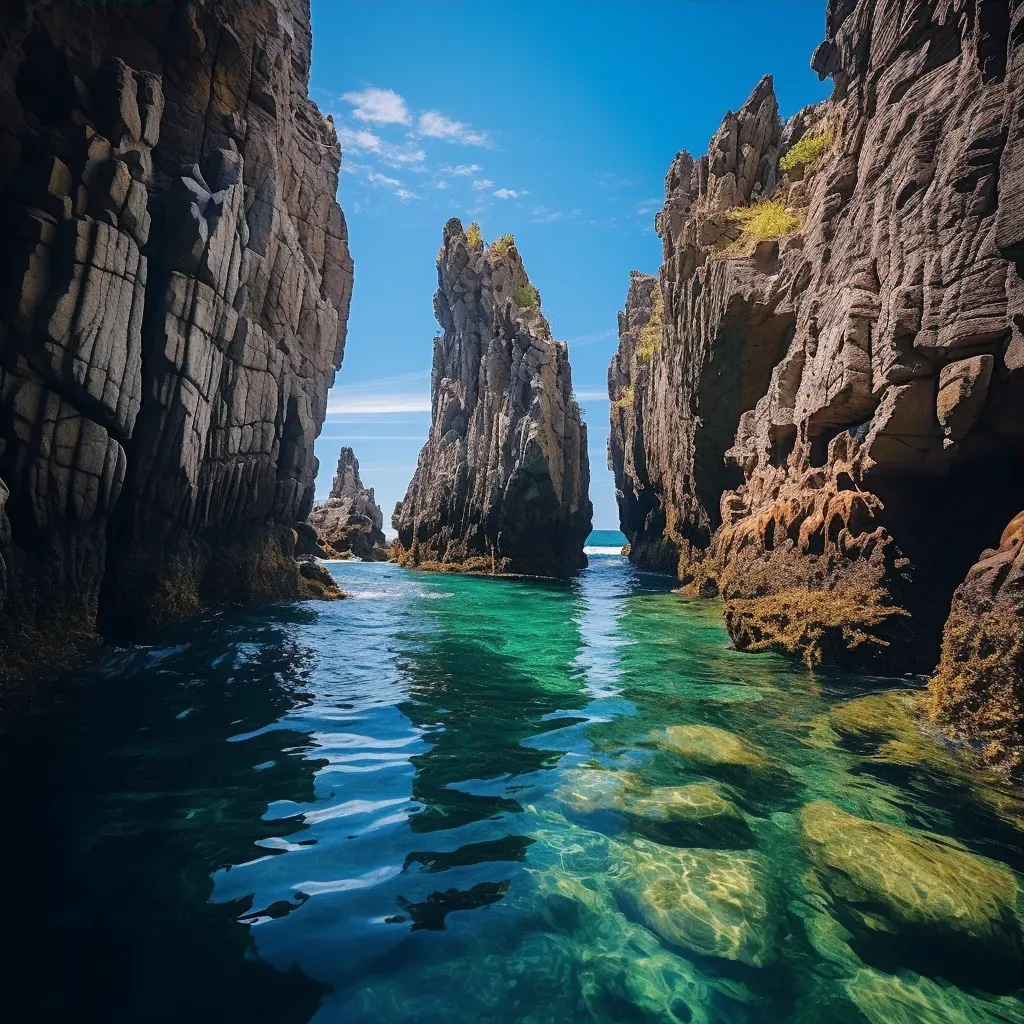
[0,0,352,678]
[395,220,592,576]
[609,0,1024,764]
[307,447,387,561]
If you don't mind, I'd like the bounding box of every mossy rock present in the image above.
[799,801,1023,983]
[614,837,780,967]
[624,783,755,850]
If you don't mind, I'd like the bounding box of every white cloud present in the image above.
[342,86,411,124]
[440,163,482,176]
[327,371,431,415]
[366,171,402,188]
[574,387,611,402]
[395,188,419,201]
[567,328,617,348]
[635,197,662,216]
[471,179,494,190]
[530,205,563,223]
[434,180,450,190]
[418,110,492,147]
[493,188,527,200]
[337,126,425,168]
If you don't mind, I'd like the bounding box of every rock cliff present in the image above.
[609,0,1024,771]
[0,0,352,682]
[307,447,387,560]
[394,220,591,576]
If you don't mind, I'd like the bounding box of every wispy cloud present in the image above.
[595,172,640,189]
[471,179,494,191]
[440,163,482,176]
[342,86,410,125]
[530,205,582,224]
[327,371,431,415]
[567,328,617,348]
[337,126,425,168]
[417,111,492,147]
[434,180,450,190]
[574,387,611,403]
[363,170,419,201]
[493,188,527,200]
[635,197,662,216]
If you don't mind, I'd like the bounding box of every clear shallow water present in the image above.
[2,554,1022,1023]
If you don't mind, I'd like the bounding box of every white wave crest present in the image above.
[584,546,626,556]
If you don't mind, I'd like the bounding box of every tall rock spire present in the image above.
[394,220,591,576]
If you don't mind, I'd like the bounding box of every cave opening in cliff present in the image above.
[870,451,1024,665]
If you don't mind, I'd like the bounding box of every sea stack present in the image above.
[0,0,353,681]
[394,219,591,576]
[307,448,387,561]
[608,4,1024,771]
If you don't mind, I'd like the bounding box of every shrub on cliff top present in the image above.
[491,232,515,255]
[465,221,483,249]
[514,282,541,308]
[724,199,804,256]
[779,130,833,173]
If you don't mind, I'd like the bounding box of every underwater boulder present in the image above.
[614,837,780,967]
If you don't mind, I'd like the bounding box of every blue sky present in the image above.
[309,0,833,530]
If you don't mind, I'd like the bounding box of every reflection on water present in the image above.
[0,556,1021,1023]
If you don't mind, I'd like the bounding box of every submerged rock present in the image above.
[0,0,353,679]
[615,837,780,967]
[554,768,754,849]
[650,724,777,778]
[307,448,388,561]
[799,801,1023,978]
[393,221,592,577]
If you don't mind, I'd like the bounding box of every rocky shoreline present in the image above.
[608,0,1024,774]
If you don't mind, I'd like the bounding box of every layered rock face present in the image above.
[307,447,387,561]
[0,0,352,680]
[609,1,1024,770]
[394,220,591,576]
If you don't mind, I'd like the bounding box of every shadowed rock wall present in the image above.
[0,0,352,681]
[395,220,591,577]
[609,0,1024,771]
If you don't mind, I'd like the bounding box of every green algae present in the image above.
[651,723,771,769]
[625,783,755,849]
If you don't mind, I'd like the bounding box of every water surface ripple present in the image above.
[2,554,1022,1023]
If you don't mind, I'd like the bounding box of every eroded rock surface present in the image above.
[307,447,387,560]
[609,0,1024,768]
[0,0,353,680]
[394,220,591,576]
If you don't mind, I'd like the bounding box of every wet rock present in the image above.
[393,221,591,577]
[296,559,345,602]
[651,724,771,771]
[799,801,1023,980]
[615,837,780,967]
[307,447,387,561]
[927,510,1024,777]
[0,0,353,676]
[625,783,754,850]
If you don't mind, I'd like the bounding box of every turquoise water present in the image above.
[2,554,1022,1022]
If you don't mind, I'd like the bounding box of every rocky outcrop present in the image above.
[394,220,591,576]
[609,0,1024,768]
[307,447,387,560]
[0,0,352,682]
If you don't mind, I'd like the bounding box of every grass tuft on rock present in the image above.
[779,130,833,173]
[465,221,483,249]
[635,286,663,361]
[723,199,803,256]
[614,384,635,409]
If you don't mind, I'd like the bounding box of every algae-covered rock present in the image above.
[625,783,755,850]
[843,967,1024,1024]
[799,801,1023,971]
[651,724,770,769]
[615,837,780,967]
[829,692,921,743]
